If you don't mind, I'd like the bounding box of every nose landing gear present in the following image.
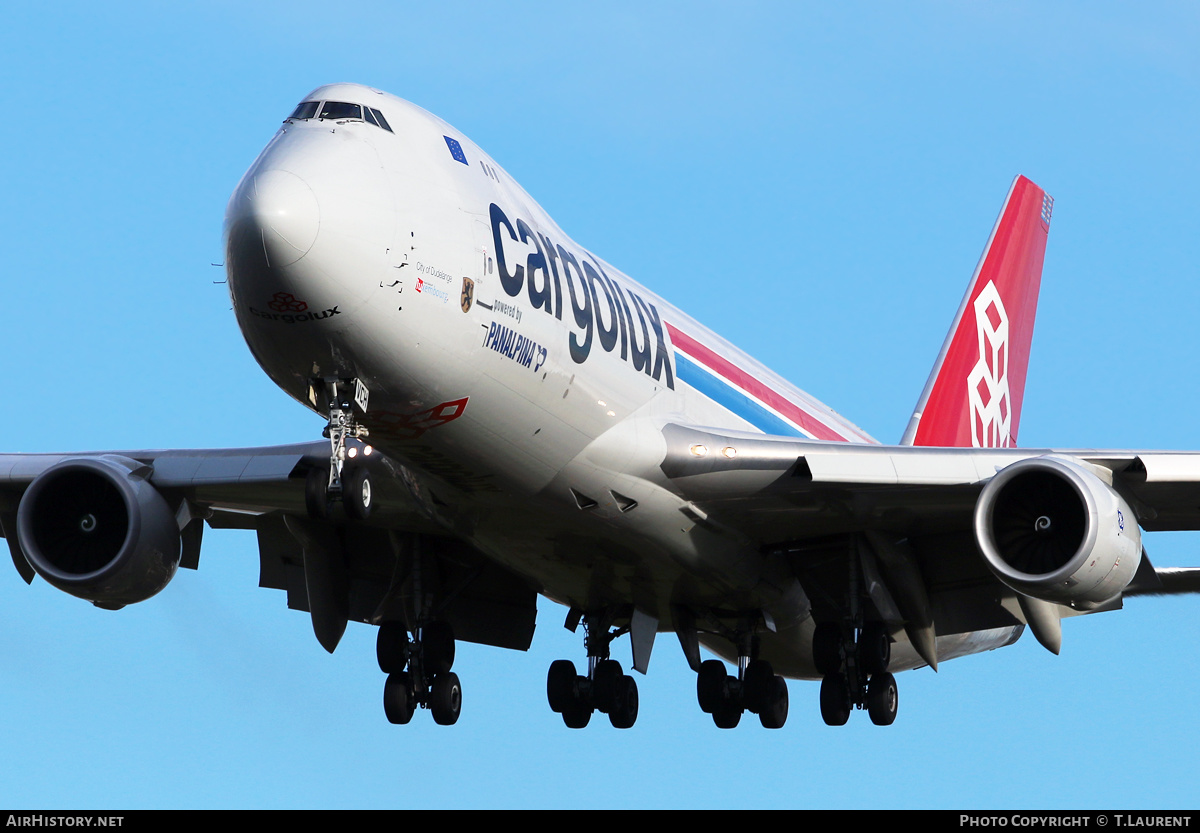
[306,377,374,521]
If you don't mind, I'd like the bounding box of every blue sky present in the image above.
[1,1,1199,809]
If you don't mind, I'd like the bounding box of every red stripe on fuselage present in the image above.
[665,322,851,442]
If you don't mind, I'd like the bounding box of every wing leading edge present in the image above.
[661,422,1200,535]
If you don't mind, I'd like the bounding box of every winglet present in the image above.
[901,176,1052,448]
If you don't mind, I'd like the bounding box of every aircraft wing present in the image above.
[659,423,1200,535]
[658,421,1200,641]
[0,443,537,655]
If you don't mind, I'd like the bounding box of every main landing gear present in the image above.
[694,624,789,729]
[814,620,898,726]
[306,377,375,521]
[546,609,640,729]
[378,620,462,725]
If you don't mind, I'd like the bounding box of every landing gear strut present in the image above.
[814,620,898,726]
[306,377,374,521]
[693,619,789,729]
[378,620,462,725]
[546,609,640,729]
[812,534,901,726]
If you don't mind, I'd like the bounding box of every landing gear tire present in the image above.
[867,671,898,726]
[430,672,462,726]
[423,621,455,676]
[758,675,789,729]
[713,691,743,729]
[820,672,852,726]
[305,464,332,520]
[376,622,409,674]
[383,673,415,725]
[547,660,578,714]
[609,674,639,729]
[859,622,891,676]
[344,465,373,521]
[593,659,624,713]
[813,622,842,676]
[562,676,592,729]
[743,659,774,714]
[697,659,726,714]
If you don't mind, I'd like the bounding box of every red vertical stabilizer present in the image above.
[901,176,1052,448]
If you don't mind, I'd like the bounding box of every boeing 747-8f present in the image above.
[6,84,1199,729]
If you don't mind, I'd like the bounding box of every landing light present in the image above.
[347,447,358,459]
[364,445,374,456]
[722,446,738,459]
[690,444,708,458]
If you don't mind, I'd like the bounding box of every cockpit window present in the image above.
[285,100,393,134]
[319,101,363,121]
[369,107,393,133]
[287,101,319,121]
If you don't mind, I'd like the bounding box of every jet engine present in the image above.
[973,455,1141,608]
[16,456,181,609]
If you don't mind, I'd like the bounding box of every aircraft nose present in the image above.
[226,128,391,313]
[239,168,321,267]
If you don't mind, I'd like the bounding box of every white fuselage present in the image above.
[223,84,1004,677]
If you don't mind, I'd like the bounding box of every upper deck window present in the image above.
[318,101,363,121]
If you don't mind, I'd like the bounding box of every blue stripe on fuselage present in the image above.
[673,352,805,438]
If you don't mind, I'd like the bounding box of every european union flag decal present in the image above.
[444,136,468,165]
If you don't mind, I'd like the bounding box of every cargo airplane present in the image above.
[7,83,1199,730]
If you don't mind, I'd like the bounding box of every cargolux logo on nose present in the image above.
[268,292,308,313]
[967,280,1011,448]
[249,292,341,324]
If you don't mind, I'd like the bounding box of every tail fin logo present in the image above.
[967,281,1012,447]
[902,176,1049,449]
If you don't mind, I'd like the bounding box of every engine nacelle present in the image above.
[16,456,182,608]
[974,455,1141,608]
